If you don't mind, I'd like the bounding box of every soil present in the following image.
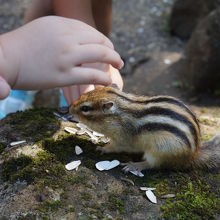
[0,0,220,219]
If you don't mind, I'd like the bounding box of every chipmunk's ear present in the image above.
[102,101,115,113]
[110,83,120,90]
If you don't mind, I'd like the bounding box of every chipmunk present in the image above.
[70,84,220,172]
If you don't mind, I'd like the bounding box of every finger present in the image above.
[79,84,95,94]
[79,31,114,49]
[66,19,114,49]
[0,76,11,100]
[69,67,112,85]
[74,45,124,69]
[108,65,124,90]
[82,63,109,72]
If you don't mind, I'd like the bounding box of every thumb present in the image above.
[0,76,10,100]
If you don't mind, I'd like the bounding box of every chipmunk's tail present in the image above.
[193,135,220,169]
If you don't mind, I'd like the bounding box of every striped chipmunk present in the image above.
[70,84,220,172]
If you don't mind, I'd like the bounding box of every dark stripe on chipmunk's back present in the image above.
[107,90,199,129]
[137,122,191,148]
[124,106,199,147]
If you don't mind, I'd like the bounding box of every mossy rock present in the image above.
[0,108,220,219]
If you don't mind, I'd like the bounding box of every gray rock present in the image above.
[185,8,220,91]
[170,0,220,39]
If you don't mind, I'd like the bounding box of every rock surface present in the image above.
[185,8,220,91]
[0,108,220,219]
[170,0,220,39]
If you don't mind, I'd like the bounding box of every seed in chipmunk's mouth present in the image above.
[64,127,77,134]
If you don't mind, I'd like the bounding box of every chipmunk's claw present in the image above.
[121,162,141,173]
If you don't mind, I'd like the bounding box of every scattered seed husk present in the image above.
[96,160,120,171]
[64,127,78,134]
[121,177,135,186]
[161,194,175,199]
[10,140,26,146]
[146,190,157,204]
[140,187,156,191]
[75,145,83,155]
[96,161,110,171]
[105,160,120,170]
[129,170,144,177]
[65,160,81,171]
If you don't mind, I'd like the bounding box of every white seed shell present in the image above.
[92,131,104,137]
[85,130,99,142]
[105,160,120,170]
[76,123,87,129]
[64,127,77,134]
[10,140,26,146]
[75,145,83,155]
[96,161,111,171]
[95,160,120,171]
[161,194,175,199]
[129,170,144,177]
[76,129,86,135]
[65,160,81,171]
[140,187,156,191]
[146,190,157,204]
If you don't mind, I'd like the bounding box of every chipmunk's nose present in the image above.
[68,105,80,122]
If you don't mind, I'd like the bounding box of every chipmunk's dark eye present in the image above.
[80,105,92,112]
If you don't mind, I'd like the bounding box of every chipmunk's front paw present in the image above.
[122,162,140,173]
[121,161,149,173]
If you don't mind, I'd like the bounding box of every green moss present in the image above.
[2,155,33,181]
[37,200,62,213]
[81,192,92,201]
[108,193,125,214]
[68,205,75,212]
[0,143,4,154]
[43,136,94,164]
[2,151,65,187]
[161,181,220,219]
[84,159,96,170]
[9,108,60,141]
[69,173,92,188]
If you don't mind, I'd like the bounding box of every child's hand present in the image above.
[62,64,123,105]
[0,16,123,93]
[0,76,10,100]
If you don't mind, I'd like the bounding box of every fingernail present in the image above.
[119,60,124,69]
